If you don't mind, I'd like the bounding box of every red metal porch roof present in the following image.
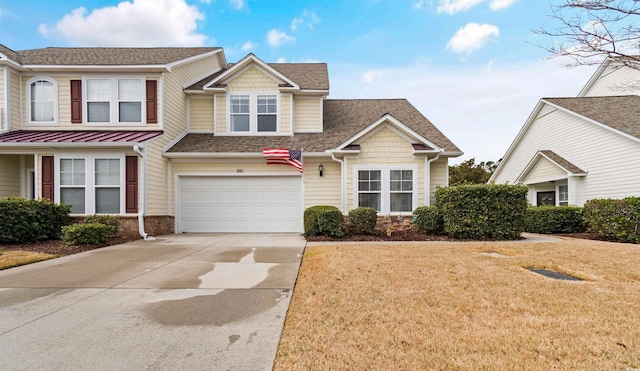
[0,130,163,143]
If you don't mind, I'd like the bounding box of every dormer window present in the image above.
[228,93,279,133]
[27,78,57,125]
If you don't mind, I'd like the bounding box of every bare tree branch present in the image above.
[534,0,640,69]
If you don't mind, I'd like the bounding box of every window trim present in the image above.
[226,93,280,135]
[26,77,58,126]
[82,76,146,126]
[54,153,126,215]
[354,166,418,214]
[557,184,569,206]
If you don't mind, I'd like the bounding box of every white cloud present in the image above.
[447,23,500,55]
[241,41,257,51]
[37,0,207,47]
[412,0,426,10]
[329,59,597,164]
[266,29,295,47]
[489,0,516,10]
[276,57,287,63]
[290,10,320,31]
[437,0,485,15]
[362,69,384,83]
[229,0,245,10]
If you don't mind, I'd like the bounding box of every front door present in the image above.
[537,191,555,206]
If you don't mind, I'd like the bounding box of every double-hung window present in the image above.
[86,78,143,124]
[228,93,278,133]
[28,78,57,124]
[558,185,568,206]
[357,168,416,214]
[57,155,123,214]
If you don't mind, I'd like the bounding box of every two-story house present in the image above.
[0,45,462,237]
[490,58,640,206]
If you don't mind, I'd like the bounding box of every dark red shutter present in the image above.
[70,80,82,123]
[42,156,54,201]
[146,80,157,124]
[126,156,138,213]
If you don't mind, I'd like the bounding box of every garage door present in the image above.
[179,176,302,233]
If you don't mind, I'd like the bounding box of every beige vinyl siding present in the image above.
[0,68,5,130]
[583,65,640,97]
[345,126,425,212]
[429,158,447,205]
[215,94,226,134]
[294,96,323,132]
[521,157,567,183]
[280,94,292,134]
[226,66,279,92]
[303,158,341,209]
[0,155,21,197]
[170,159,302,215]
[189,97,214,132]
[144,55,223,215]
[10,72,20,130]
[493,106,640,205]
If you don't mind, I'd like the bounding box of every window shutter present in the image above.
[70,80,82,123]
[42,156,54,200]
[126,156,138,213]
[146,80,157,124]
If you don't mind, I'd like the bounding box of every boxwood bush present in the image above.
[62,223,110,246]
[83,215,120,237]
[436,183,528,240]
[524,206,585,234]
[348,207,377,234]
[0,197,71,243]
[584,197,640,243]
[304,205,344,237]
[413,206,444,234]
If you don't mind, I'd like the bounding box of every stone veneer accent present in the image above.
[70,216,175,238]
[344,215,415,233]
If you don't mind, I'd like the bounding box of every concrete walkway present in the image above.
[0,234,306,370]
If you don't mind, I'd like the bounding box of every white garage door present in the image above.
[179,176,302,233]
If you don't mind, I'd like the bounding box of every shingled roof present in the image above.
[166,99,461,154]
[186,62,329,91]
[2,46,220,66]
[545,96,640,140]
[538,150,586,175]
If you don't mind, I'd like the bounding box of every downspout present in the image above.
[330,151,346,213]
[133,144,156,241]
[425,151,442,206]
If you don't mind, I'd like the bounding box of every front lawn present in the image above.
[275,237,640,369]
[0,250,57,270]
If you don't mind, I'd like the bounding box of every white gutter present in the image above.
[330,151,346,213]
[133,144,155,241]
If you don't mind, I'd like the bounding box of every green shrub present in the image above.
[83,215,119,236]
[436,183,528,240]
[0,197,71,244]
[524,206,585,234]
[413,206,444,234]
[62,223,110,246]
[584,197,640,243]
[348,207,377,234]
[304,205,344,237]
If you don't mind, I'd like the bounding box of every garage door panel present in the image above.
[179,176,302,233]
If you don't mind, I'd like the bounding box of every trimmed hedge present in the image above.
[584,197,640,243]
[348,207,377,234]
[0,197,71,243]
[413,206,444,234]
[436,183,528,240]
[524,206,585,234]
[304,205,344,237]
[62,223,110,246]
[83,215,120,237]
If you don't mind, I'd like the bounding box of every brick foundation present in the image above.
[69,215,175,238]
[344,215,415,234]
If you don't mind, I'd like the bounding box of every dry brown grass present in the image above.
[0,250,57,270]
[275,237,640,370]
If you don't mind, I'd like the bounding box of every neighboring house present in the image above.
[0,46,461,236]
[490,59,640,206]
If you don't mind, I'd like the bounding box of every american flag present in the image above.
[263,148,303,172]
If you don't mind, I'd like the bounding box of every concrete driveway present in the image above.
[0,234,306,370]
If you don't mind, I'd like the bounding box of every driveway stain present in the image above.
[0,288,73,308]
[214,248,253,262]
[144,289,283,326]
[254,248,301,263]
[253,265,294,288]
[228,334,240,345]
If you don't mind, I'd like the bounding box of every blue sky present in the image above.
[0,0,598,164]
